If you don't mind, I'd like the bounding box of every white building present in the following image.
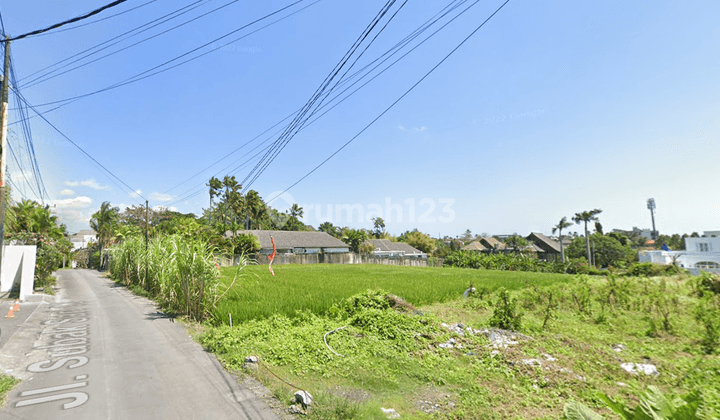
[70,229,97,250]
[639,236,720,275]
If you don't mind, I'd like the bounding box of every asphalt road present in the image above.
[0,269,280,420]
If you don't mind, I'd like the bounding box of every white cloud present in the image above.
[54,196,93,209]
[398,124,406,131]
[130,189,142,198]
[65,179,110,191]
[59,189,74,196]
[413,126,427,132]
[398,124,427,132]
[150,192,176,202]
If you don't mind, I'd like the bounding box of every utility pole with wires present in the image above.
[0,37,11,281]
[647,198,657,241]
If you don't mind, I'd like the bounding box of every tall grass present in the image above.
[110,235,221,321]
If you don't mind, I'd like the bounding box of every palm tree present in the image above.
[90,201,119,270]
[552,216,572,263]
[221,175,240,226]
[572,209,602,266]
[207,177,222,226]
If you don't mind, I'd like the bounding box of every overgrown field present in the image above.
[199,265,720,419]
[214,264,573,324]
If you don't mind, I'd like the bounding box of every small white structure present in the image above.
[70,229,97,250]
[639,236,720,275]
[0,246,37,301]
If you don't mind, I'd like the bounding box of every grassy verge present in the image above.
[198,265,720,419]
[215,264,573,324]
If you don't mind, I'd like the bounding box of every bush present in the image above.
[489,288,522,331]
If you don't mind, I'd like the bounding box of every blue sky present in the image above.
[1,0,718,237]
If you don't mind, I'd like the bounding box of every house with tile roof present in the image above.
[228,230,350,255]
[526,232,563,262]
[461,241,486,252]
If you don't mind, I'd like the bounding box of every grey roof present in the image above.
[526,232,562,253]
[229,230,349,249]
[369,239,425,255]
[479,237,505,250]
[461,241,486,251]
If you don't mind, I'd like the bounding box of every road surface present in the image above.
[0,269,279,420]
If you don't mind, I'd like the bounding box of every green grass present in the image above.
[199,266,720,419]
[0,375,19,408]
[214,264,574,324]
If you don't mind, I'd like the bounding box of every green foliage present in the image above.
[5,199,73,286]
[566,233,635,268]
[695,295,720,354]
[109,235,222,321]
[214,264,572,324]
[489,288,522,330]
[627,262,684,277]
[504,234,529,252]
[341,228,369,253]
[0,374,19,406]
[565,386,702,420]
[228,232,260,256]
[398,229,436,254]
[694,271,720,297]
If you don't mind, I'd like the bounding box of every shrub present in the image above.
[489,288,522,331]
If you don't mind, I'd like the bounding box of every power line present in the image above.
[11,89,147,204]
[24,0,236,89]
[241,0,403,192]
[165,0,473,200]
[267,0,512,204]
[30,0,161,38]
[19,0,315,111]
[3,0,131,42]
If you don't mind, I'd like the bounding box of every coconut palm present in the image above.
[552,216,572,263]
[572,209,602,266]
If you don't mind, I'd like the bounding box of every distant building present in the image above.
[526,232,562,262]
[639,236,720,275]
[461,241,486,252]
[69,229,97,250]
[704,231,720,238]
[228,230,350,255]
[368,239,427,259]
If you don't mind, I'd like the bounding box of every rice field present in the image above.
[214,263,574,324]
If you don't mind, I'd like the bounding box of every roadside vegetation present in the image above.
[0,375,19,408]
[197,264,720,419]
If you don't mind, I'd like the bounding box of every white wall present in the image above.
[0,246,37,301]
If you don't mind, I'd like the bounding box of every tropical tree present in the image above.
[372,217,385,239]
[342,228,369,253]
[572,209,602,266]
[220,175,240,226]
[398,229,436,254]
[244,190,265,229]
[207,176,222,226]
[504,234,528,253]
[552,216,572,263]
[287,203,304,231]
[90,201,120,269]
[318,221,339,238]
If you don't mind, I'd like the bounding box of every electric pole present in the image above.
[0,37,11,280]
[647,198,657,240]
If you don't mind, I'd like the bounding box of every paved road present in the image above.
[0,269,279,420]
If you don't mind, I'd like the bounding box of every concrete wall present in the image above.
[0,246,37,301]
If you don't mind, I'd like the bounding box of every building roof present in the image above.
[229,230,349,249]
[461,241,486,251]
[369,239,425,255]
[479,237,505,250]
[526,232,562,253]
